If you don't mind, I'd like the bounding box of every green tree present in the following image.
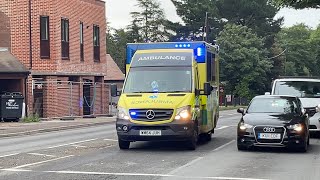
[217,24,272,98]
[272,0,320,9]
[310,25,320,75]
[106,28,129,73]
[170,0,282,46]
[276,24,317,76]
[128,0,172,42]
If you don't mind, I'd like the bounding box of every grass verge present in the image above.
[22,114,40,123]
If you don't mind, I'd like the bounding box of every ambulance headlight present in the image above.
[175,106,191,120]
[117,107,130,120]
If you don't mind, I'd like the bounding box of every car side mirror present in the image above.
[111,84,118,97]
[204,82,212,96]
[237,108,245,115]
[316,104,320,113]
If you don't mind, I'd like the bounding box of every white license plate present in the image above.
[139,130,161,136]
[258,133,281,139]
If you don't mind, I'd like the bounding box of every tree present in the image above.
[272,0,320,9]
[217,24,272,98]
[127,0,172,42]
[106,28,130,73]
[170,0,282,46]
[276,24,318,76]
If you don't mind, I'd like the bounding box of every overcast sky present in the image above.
[104,0,320,29]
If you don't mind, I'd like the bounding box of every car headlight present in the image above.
[175,106,191,120]
[288,124,303,132]
[239,123,253,130]
[117,107,130,120]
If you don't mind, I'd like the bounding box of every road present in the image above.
[0,110,319,180]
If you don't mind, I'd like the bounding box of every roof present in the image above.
[104,54,125,81]
[0,48,29,74]
[274,78,320,82]
[255,95,297,99]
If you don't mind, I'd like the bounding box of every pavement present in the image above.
[0,110,319,180]
[0,116,116,138]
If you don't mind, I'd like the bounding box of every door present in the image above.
[83,84,91,116]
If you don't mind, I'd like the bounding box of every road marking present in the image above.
[10,155,74,169]
[27,153,56,157]
[46,138,98,149]
[212,140,235,152]
[216,126,229,130]
[0,169,269,180]
[168,156,204,175]
[70,145,87,148]
[103,138,118,142]
[168,140,235,175]
[0,153,19,158]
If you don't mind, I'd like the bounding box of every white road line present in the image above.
[168,156,204,175]
[103,138,118,142]
[70,145,87,148]
[27,153,56,157]
[0,153,19,158]
[168,140,236,175]
[212,140,235,152]
[10,155,74,169]
[46,138,98,149]
[216,126,229,130]
[0,169,269,180]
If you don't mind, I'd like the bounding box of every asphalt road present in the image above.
[0,110,319,180]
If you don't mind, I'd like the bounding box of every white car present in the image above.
[271,77,320,136]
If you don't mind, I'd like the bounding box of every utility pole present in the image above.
[203,12,209,42]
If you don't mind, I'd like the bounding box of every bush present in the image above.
[22,114,40,123]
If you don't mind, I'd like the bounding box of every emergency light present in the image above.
[126,42,207,64]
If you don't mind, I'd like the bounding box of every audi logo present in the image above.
[263,127,276,132]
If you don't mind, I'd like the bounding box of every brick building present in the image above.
[0,0,109,118]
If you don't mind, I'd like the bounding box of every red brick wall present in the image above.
[0,11,10,48]
[4,0,107,74]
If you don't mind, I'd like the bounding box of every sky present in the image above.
[104,0,320,29]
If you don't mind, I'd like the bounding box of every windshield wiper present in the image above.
[164,91,188,93]
[129,91,158,93]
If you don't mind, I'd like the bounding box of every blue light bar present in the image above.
[126,42,207,64]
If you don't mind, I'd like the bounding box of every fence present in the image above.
[27,80,116,119]
[220,95,250,107]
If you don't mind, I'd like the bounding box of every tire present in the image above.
[297,138,308,153]
[186,128,198,150]
[237,143,247,151]
[201,131,212,142]
[307,134,310,146]
[118,139,130,150]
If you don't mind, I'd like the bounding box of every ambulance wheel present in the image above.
[187,128,198,150]
[118,139,130,150]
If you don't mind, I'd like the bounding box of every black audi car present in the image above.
[237,95,310,152]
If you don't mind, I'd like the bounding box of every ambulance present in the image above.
[111,41,220,150]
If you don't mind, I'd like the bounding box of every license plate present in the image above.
[139,130,161,136]
[258,133,281,139]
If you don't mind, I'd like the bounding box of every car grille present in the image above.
[129,109,174,122]
[254,126,285,144]
[309,125,318,129]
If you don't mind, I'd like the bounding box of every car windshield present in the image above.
[274,81,320,98]
[247,98,299,114]
[123,67,192,93]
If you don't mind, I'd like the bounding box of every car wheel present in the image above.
[297,138,308,153]
[237,143,247,151]
[307,134,310,146]
[118,139,130,150]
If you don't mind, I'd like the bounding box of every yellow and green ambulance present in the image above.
[111,41,220,150]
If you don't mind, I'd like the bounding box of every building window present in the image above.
[80,22,84,61]
[61,18,69,59]
[40,16,50,58]
[93,25,100,62]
